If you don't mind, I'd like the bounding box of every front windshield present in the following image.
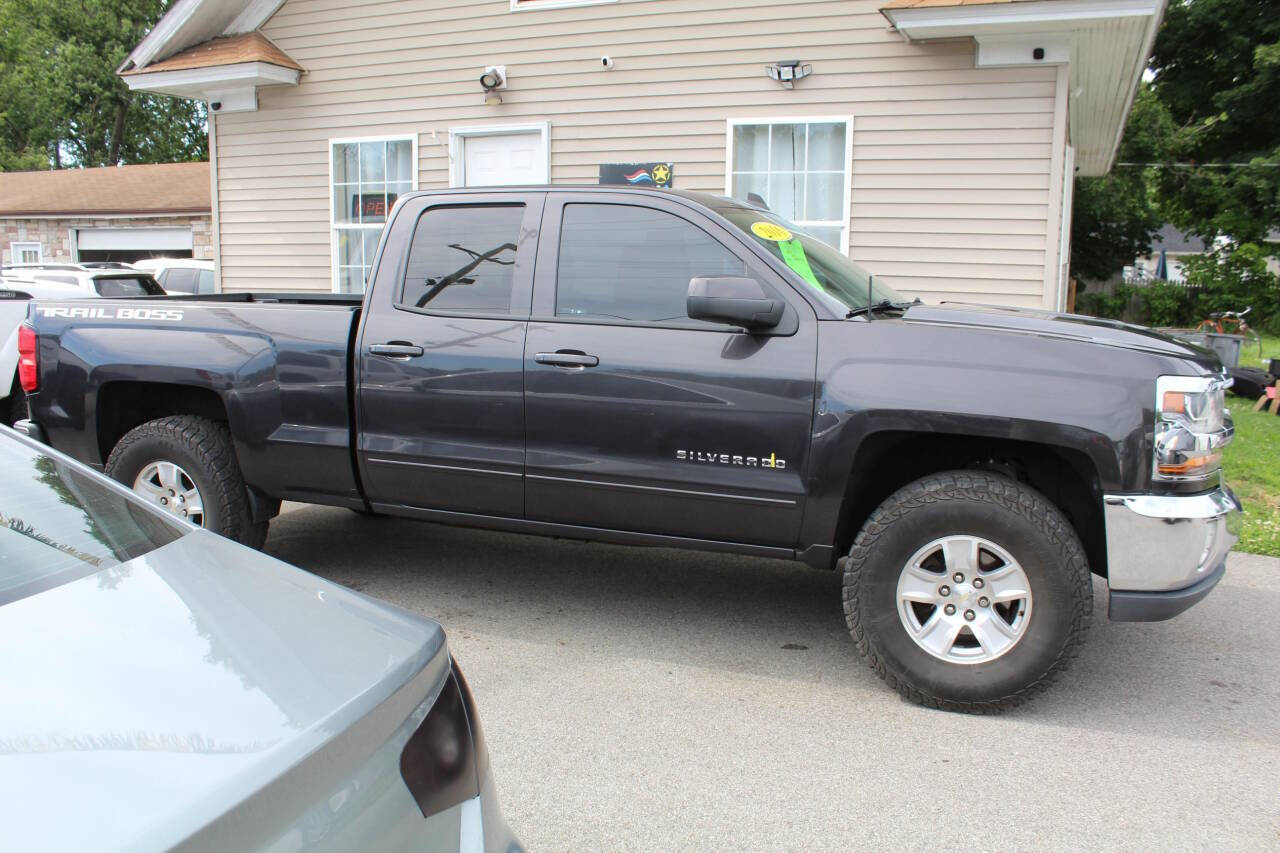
[712,201,906,312]
[0,433,183,607]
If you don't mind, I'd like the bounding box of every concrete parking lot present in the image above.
[266,503,1280,851]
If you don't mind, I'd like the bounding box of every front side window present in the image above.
[332,138,415,293]
[556,204,749,325]
[10,242,41,265]
[400,205,525,314]
[728,119,850,251]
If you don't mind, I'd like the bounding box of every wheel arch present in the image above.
[831,430,1108,580]
[96,381,229,464]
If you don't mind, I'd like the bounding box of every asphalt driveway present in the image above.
[266,504,1279,851]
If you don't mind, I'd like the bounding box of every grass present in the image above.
[1222,334,1280,556]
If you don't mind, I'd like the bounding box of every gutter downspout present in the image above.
[208,108,222,292]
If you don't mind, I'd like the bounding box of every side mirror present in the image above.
[686,276,784,330]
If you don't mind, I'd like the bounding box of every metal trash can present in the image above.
[1204,333,1243,369]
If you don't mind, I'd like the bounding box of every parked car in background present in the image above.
[14,186,1241,712]
[0,425,520,852]
[0,266,165,426]
[133,257,216,294]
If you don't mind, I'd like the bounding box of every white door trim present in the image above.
[449,122,550,188]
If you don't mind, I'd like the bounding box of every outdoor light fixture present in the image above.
[766,60,811,89]
[479,65,506,106]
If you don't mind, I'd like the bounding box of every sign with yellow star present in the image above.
[599,162,675,188]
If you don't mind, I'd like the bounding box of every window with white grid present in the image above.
[727,119,851,252]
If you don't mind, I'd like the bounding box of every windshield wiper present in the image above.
[846,299,918,319]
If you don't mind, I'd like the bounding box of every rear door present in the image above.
[355,192,544,517]
[522,193,818,547]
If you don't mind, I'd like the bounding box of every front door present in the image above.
[355,192,544,517]
[458,128,548,186]
[523,194,818,547]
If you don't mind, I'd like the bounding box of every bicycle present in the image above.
[1196,306,1264,360]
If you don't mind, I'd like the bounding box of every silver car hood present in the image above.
[0,529,445,851]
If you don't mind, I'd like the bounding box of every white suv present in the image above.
[133,258,216,294]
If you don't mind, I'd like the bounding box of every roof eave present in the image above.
[123,61,301,112]
[881,0,1166,176]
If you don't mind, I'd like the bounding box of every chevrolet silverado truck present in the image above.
[13,187,1241,712]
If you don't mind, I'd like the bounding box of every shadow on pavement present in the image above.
[266,504,1280,746]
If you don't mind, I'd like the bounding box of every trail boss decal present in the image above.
[36,306,185,322]
[676,449,786,469]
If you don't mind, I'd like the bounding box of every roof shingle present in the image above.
[0,162,210,217]
[122,31,302,75]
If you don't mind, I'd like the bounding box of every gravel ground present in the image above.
[266,503,1280,852]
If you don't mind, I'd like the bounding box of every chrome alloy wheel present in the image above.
[133,460,205,526]
[895,535,1032,664]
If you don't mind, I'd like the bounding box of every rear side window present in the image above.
[94,276,164,297]
[400,205,524,314]
[556,204,748,324]
[162,268,198,293]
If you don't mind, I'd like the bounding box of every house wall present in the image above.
[1,215,213,264]
[213,0,1064,306]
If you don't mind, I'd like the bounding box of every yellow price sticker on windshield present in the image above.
[751,221,792,242]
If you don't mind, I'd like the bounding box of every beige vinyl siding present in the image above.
[212,0,1061,305]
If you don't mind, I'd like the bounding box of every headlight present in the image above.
[1153,374,1233,481]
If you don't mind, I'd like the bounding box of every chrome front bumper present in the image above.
[1103,486,1240,621]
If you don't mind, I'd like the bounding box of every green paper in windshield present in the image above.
[778,238,823,291]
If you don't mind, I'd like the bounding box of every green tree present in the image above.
[0,0,206,171]
[1069,85,1171,281]
[1150,0,1280,245]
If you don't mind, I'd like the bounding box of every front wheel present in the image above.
[843,471,1091,713]
[106,415,266,548]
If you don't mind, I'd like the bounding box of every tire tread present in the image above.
[841,470,1092,714]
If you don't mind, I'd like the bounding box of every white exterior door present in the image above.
[459,130,547,186]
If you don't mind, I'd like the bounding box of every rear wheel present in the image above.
[105,415,266,548]
[843,471,1091,713]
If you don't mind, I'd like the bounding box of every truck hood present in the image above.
[0,530,445,851]
[901,302,1219,366]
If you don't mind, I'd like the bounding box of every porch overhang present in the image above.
[120,30,302,114]
[881,0,1166,176]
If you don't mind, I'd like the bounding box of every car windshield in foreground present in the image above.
[0,434,183,607]
[711,200,908,313]
[93,276,164,297]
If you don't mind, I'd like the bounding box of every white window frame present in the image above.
[510,0,617,11]
[448,122,551,188]
[10,241,42,265]
[725,116,855,255]
[328,134,418,294]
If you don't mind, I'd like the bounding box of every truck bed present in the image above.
[25,293,366,507]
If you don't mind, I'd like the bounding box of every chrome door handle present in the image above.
[535,351,599,368]
[369,342,424,358]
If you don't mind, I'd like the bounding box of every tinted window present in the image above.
[162,268,198,293]
[400,205,524,314]
[197,270,215,294]
[0,437,184,607]
[93,276,164,297]
[556,204,748,324]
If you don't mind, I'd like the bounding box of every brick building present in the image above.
[0,162,212,266]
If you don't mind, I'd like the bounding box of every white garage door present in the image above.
[77,227,193,252]
[461,131,547,186]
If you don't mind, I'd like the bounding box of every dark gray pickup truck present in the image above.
[14,187,1240,711]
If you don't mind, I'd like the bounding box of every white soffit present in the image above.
[883,0,1166,176]
[122,62,300,113]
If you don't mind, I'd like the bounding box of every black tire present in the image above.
[105,415,266,548]
[842,471,1091,713]
[1228,366,1272,400]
